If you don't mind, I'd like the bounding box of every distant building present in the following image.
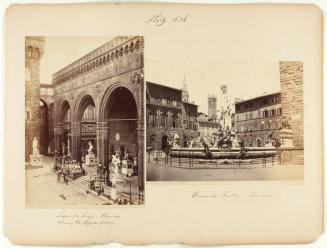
[146,81,198,150]
[234,92,282,147]
[208,95,217,120]
[197,112,221,138]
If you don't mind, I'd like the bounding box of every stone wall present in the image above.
[279,61,304,148]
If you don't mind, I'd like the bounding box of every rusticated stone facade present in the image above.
[53,36,144,191]
[279,61,304,148]
[25,37,45,160]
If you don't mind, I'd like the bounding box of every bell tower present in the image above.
[25,36,45,160]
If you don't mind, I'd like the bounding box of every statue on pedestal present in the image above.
[32,137,39,156]
[83,141,98,166]
[278,116,294,148]
[172,132,180,148]
[30,137,42,167]
[217,85,234,131]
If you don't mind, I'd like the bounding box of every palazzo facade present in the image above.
[146,81,198,150]
[52,36,144,191]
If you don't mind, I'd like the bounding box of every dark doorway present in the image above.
[162,135,168,150]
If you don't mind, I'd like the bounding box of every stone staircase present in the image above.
[71,176,90,191]
[292,155,304,165]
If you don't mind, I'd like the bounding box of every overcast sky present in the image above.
[40,36,113,83]
[146,60,281,113]
[40,37,281,113]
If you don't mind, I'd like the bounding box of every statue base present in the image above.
[279,129,294,148]
[29,154,43,168]
[85,155,99,167]
[111,188,118,200]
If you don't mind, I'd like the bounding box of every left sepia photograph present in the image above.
[25,36,144,206]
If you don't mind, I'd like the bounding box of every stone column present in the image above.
[137,120,144,192]
[96,121,109,167]
[71,122,80,161]
[54,123,63,154]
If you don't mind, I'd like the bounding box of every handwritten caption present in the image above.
[56,210,120,229]
[192,191,275,199]
[145,13,190,26]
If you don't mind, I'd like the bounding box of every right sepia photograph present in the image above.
[146,61,304,181]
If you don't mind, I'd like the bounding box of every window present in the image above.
[172,100,177,107]
[149,114,156,127]
[162,99,167,105]
[161,116,167,127]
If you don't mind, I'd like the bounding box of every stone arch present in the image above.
[72,92,97,161]
[98,83,137,121]
[97,84,139,178]
[56,98,71,123]
[39,99,49,154]
[74,92,97,122]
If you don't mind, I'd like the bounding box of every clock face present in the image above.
[115,132,120,141]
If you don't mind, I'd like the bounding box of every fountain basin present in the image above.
[170,147,277,159]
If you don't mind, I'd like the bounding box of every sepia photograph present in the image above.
[25,36,145,206]
[146,60,304,181]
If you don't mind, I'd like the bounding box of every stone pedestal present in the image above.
[85,154,98,167]
[111,188,118,200]
[279,129,294,148]
[29,154,42,167]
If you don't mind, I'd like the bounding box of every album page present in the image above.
[4,3,323,246]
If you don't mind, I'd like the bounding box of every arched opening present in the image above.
[104,87,137,161]
[59,100,71,156]
[39,100,49,155]
[149,134,157,150]
[162,135,168,150]
[76,95,96,163]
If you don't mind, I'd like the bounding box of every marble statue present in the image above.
[217,85,234,130]
[32,137,39,156]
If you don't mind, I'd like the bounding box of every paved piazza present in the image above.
[146,156,304,181]
[26,158,107,206]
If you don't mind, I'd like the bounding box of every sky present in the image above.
[40,37,281,113]
[146,60,281,113]
[40,36,113,83]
